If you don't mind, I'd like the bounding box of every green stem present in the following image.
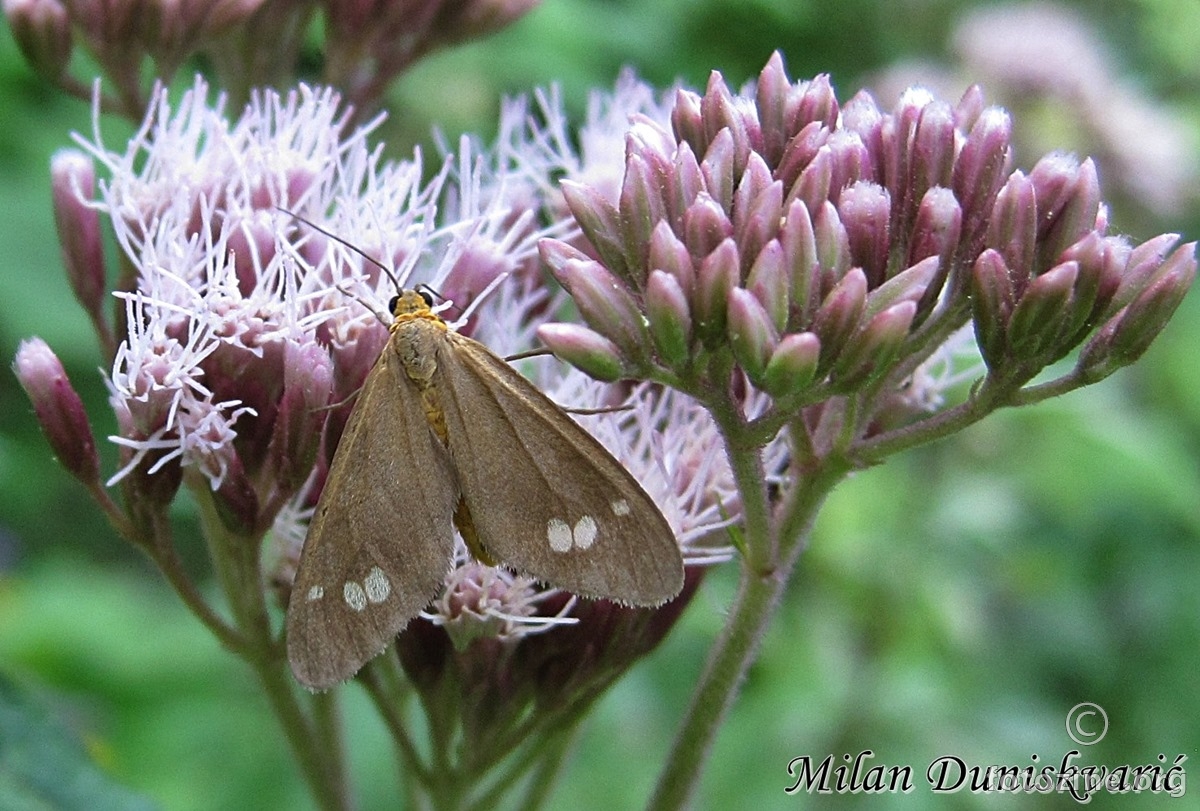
[191,479,350,811]
[647,422,844,810]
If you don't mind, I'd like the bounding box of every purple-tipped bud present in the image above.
[13,338,100,485]
[755,51,791,165]
[811,267,867,371]
[4,0,71,80]
[670,88,705,157]
[762,331,821,398]
[838,181,892,287]
[700,128,736,213]
[779,198,819,321]
[645,270,693,368]
[648,220,696,298]
[619,151,669,276]
[970,249,1015,368]
[727,287,778,383]
[1030,155,1100,272]
[952,107,1013,252]
[1107,233,1182,313]
[864,255,939,321]
[812,201,852,280]
[700,71,750,177]
[826,130,870,201]
[1105,256,1195,364]
[830,300,917,389]
[909,100,957,203]
[908,187,962,314]
[558,181,630,283]
[51,150,107,328]
[683,193,734,259]
[693,239,740,342]
[792,74,839,133]
[786,142,833,216]
[733,154,781,269]
[672,140,705,223]
[1007,260,1078,360]
[746,240,789,333]
[986,170,1037,280]
[537,323,626,382]
[544,255,649,361]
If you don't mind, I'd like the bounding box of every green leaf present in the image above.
[0,672,158,811]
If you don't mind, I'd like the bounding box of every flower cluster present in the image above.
[2,0,539,119]
[20,77,736,669]
[537,53,1195,446]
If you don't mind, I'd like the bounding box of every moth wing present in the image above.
[436,334,684,605]
[287,345,458,690]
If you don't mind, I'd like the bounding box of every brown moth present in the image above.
[286,289,684,689]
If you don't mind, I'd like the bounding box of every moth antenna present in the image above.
[416,284,464,317]
[503,346,553,363]
[276,206,404,293]
[559,403,635,416]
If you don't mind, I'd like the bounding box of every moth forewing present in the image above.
[436,334,685,605]
[286,347,459,690]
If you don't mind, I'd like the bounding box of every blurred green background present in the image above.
[2,0,1199,808]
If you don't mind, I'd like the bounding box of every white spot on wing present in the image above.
[547,518,572,552]
[343,581,367,611]
[364,566,390,603]
[611,499,631,516]
[573,515,598,549]
[306,586,324,602]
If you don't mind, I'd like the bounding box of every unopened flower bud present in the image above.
[811,267,867,371]
[13,338,100,485]
[839,181,891,287]
[745,240,788,333]
[645,270,692,368]
[544,256,649,361]
[557,182,629,282]
[830,300,917,389]
[3,0,71,80]
[51,150,107,326]
[970,249,1014,368]
[987,170,1037,277]
[537,324,625,382]
[1007,260,1078,360]
[727,287,778,383]
[693,239,740,342]
[762,331,821,398]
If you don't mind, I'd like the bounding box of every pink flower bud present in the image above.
[683,193,733,259]
[970,249,1015,368]
[838,181,891,287]
[51,150,107,328]
[811,267,867,371]
[546,257,649,361]
[727,286,778,383]
[3,0,71,80]
[670,87,705,157]
[953,107,1013,250]
[536,323,626,382]
[700,128,736,212]
[1105,243,1196,365]
[831,300,917,389]
[754,51,792,165]
[619,152,669,274]
[779,198,819,321]
[1007,260,1078,360]
[645,270,692,368]
[762,331,821,398]
[13,338,100,485]
[648,220,696,299]
[986,170,1037,278]
[693,239,740,342]
[746,239,788,333]
[558,181,629,282]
